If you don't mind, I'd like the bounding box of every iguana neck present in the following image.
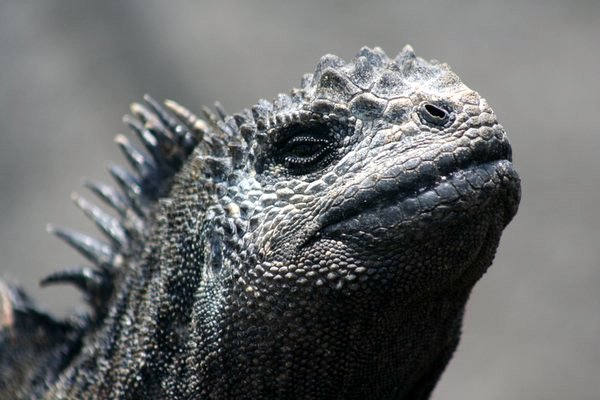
[187,284,468,399]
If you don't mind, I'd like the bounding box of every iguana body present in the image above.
[0,46,520,399]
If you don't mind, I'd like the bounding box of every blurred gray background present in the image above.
[0,0,598,398]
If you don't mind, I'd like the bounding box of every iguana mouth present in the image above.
[318,138,520,237]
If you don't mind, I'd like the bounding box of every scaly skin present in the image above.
[0,46,520,399]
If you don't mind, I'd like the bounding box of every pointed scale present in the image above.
[108,164,146,215]
[164,99,208,144]
[71,192,129,251]
[83,179,129,217]
[133,101,190,169]
[143,95,185,138]
[40,266,108,294]
[214,101,228,121]
[40,266,114,315]
[122,114,173,172]
[130,102,183,166]
[202,105,222,130]
[115,134,157,178]
[143,95,200,156]
[47,224,120,272]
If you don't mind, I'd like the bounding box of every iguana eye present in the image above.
[277,124,334,173]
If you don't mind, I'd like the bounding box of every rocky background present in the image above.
[1,1,598,398]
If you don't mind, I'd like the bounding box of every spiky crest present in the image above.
[43,96,213,320]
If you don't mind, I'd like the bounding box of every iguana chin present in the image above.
[0,46,520,399]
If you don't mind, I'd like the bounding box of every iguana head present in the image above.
[223,46,519,304]
[1,46,520,399]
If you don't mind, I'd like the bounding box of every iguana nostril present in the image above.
[424,104,446,118]
[420,103,450,126]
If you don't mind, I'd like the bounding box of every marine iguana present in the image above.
[0,46,520,399]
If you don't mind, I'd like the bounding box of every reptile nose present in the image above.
[419,103,451,126]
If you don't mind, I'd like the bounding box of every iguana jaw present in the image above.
[319,158,520,238]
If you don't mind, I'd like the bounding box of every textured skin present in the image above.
[0,46,520,399]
